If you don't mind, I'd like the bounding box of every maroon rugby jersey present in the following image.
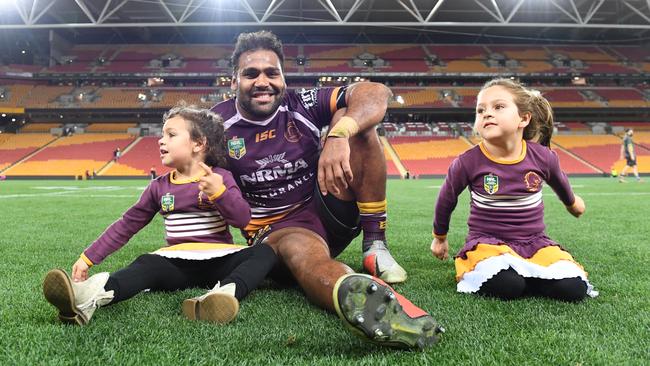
[83,167,251,265]
[211,87,342,231]
[434,141,575,242]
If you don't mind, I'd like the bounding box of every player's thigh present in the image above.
[267,227,330,270]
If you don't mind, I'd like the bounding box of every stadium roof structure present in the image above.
[0,0,650,43]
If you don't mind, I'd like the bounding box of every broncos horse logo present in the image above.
[524,171,542,192]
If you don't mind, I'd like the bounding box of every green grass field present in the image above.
[1,177,648,365]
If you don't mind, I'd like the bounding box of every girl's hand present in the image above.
[567,194,586,218]
[198,162,225,198]
[431,237,449,260]
[72,258,90,282]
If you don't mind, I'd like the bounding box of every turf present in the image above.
[0,178,648,365]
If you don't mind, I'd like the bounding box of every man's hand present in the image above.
[198,162,224,198]
[567,194,586,218]
[431,237,449,260]
[318,137,353,196]
[72,258,90,282]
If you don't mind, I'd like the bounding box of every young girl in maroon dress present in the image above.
[43,105,277,325]
[431,79,597,301]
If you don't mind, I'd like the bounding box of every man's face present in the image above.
[231,49,286,120]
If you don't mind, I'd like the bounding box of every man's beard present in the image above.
[238,88,284,120]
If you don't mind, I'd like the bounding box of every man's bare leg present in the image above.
[265,227,442,349]
[333,272,444,349]
[266,227,352,310]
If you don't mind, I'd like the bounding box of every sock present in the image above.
[357,200,387,252]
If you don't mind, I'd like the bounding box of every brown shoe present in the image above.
[43,269,113,325]
[182,282,239,324]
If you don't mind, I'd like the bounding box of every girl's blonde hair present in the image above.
[480,78,554,146]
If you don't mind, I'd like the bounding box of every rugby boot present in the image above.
[182,282,239,324]
[43,269,114,325]
[363,240,407,284]
[333,273,444,350]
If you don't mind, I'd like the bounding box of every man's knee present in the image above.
[351,127,381,149]
[268,228,330,268]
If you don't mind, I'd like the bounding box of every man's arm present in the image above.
[340,82,392,131]
[318,82,392,196]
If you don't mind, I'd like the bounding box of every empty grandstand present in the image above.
[0,1,648,179]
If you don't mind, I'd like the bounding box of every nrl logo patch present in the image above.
[228,137,246,160]
[161,193,175,212]
[483,174,499,195]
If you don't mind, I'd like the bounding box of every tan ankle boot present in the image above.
[182,282,239,324]
[43,269,114,325]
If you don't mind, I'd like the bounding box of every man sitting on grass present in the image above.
[210,30,443,349]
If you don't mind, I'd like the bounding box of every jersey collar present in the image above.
[479,140,527,165]
[234,98,282,126]
[170,170,207,184]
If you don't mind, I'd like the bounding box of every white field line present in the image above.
[0,186,145,199]
[0,193,142,199]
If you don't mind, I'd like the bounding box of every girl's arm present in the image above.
[545,149,584,217]
[80,183,159,269]
[431,157,468,260]
[207,169,251,229]
[433,157,468,239]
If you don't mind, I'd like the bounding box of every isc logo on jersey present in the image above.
[255,129,276,142]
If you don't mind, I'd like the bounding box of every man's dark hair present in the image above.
[231,30,284,74]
